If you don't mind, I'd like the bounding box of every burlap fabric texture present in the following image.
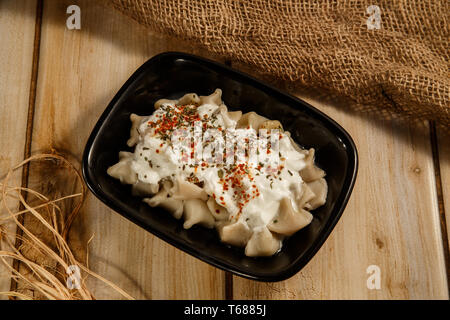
[107,0,449,128]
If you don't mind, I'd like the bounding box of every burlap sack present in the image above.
[107,0,449,129]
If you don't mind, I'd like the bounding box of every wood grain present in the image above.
[0,0,37,299]
[230,71,449,299]
[2,0,448,300]
[26,0,226,299]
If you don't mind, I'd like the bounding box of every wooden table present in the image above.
[1,0,448,299]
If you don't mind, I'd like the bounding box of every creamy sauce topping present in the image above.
[130,101,306,231]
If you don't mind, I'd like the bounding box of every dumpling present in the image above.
[183,199,215,229]
[236,111,268,130]
[154,98,177,109]
[306,178,328,210]
[267,197,313,236]
[216,220,252,247]
[218,104,239,128]
[227,110,242,122]
[143,181,183,219]
[299,148,325,182]
[127,114,146,147]
[245,226,281,257]
[107,151,137,185]
[199,88,222,105]
[131,180,159,197]
[178,93,201,106]
[258,120,283,131]
[206,197,230,221]
[170,176,208,201]
[295,182,316,210]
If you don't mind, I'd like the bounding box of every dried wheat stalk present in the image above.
[0,154,134,300]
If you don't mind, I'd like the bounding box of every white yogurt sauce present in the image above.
[130,101,306,231]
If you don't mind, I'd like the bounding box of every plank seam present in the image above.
[9,0,44,297]
[429,120,450,296]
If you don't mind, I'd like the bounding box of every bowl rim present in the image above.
[81,51,358,282]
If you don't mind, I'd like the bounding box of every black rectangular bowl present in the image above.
[82,52,358,282]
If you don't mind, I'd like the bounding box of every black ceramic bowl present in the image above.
[82,52,358,282]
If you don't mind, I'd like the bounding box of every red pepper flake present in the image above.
[156,149,159,153]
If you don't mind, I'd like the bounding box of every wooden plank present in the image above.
[27,0,225,299]
[0,0,37,299]
[9,0,447,300]
[230,74,449,299]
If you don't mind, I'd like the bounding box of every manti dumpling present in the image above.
[107,89,328,257]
